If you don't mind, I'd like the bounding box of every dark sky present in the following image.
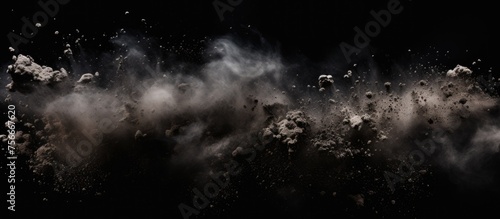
[2,0,499,69]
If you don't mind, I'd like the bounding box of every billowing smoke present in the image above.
[438,124,500,187]
[4,36,290,180]
[2,34,500,218]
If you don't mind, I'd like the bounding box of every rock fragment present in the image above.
[446,65,472,78]
[318,75,334,89]
[77,73,94,83]
[6,54,68,92]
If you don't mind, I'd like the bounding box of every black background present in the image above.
[2,0,500,218]
[3,0,500,68]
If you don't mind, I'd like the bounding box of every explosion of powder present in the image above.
[2,33,499,218]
